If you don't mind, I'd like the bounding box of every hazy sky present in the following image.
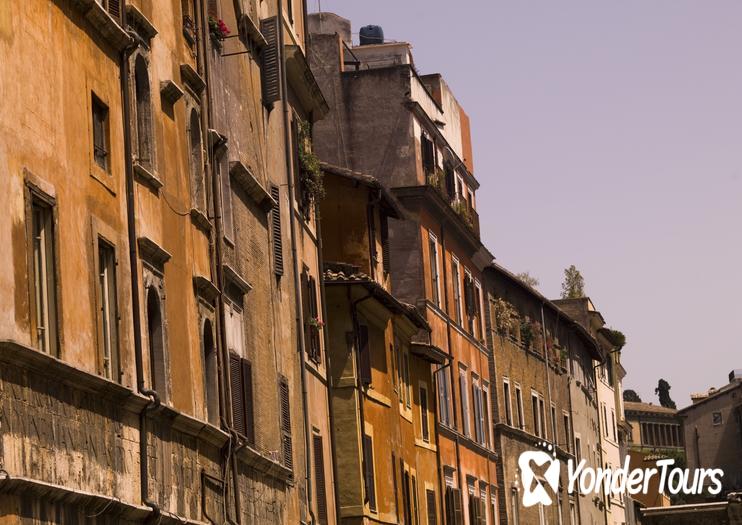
[312,1,742,406]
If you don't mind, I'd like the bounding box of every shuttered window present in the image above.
[358,324,371,385]
[260,17,281,106]
[426,489,437,525]
[279,377,293,470]
[381,214,391,274]
[363,434,376,511]
[271,185,284,276]
[421,133,435,175]
[420,386,430,442]
[313,435,328,524]
[97,0,121,20]
[444,486,463,525]
[229,354,255,444]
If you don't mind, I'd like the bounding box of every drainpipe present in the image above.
[196,0,244,522]
[314,202,342,523]
[349,289,373,513]
[277,1,315,521]
[119,2,161,520]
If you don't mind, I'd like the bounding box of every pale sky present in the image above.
[312,1,742,406]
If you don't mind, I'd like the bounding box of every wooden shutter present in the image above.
[420,387,429,441]
[229,353,246,436]
[309,276,321,362]
[260,17,281,106]
[363,434,376,510]
[270,185,284,276]
[426,489,437,525]
[445,487,455,525]
[241,360,255,445]
[381,214,391,274]
[279,378,293,470]
[107,0,121,20]
[207,0,218,17]
[453,488,463,525]
[313,435,328,524]
[358,324,371,385]
[422,135,435,174]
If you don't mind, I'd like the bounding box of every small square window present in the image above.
[92,95,109,171]
[712,412,723,426]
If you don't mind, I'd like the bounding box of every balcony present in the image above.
[425,170,480,237]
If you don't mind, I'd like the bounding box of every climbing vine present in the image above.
[297,119,324,216]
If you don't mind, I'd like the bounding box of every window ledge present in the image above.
[190,207,213,234]
[125,4,158,43]
[236,444,293,483]
[90,165,117,195]
[133,161,162,192]
[193,275,220,304]
[180,63,206,95]
[137,236,171,268]
[160,80,185,106]
[364,387,391,407]
[229,160,274,212]
[415,438,437,452]
[71,0,132,52]
[222,263,252,296]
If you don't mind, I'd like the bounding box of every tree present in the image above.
[623,389,642,403]
[516,271,539,289]
[560,265,585,299]
[655,379,677,409]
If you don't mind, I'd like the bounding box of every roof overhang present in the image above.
[410,342,449,365]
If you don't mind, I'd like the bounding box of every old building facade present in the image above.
[308,13,500,525]
[0,0,330,523]
[484,264,607,525]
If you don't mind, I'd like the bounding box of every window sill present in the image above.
[133,161,162,193]
[70,0,132,52]
[190,207,213,234]
[415,438,437,452]
[90,165,117,196]
[364,387,391,407]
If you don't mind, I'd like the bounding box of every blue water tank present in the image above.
[359,25,384,45]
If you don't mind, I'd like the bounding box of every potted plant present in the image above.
[308,316,325,330]
[208,17,230,50]
[520,320,533,349]
[297,119,324,218]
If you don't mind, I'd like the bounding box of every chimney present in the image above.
[730,369,742,383]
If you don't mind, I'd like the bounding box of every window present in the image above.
[92,94,109,171]
[611,409,617,441]
[302,269,321,363]
[459,366,471,437]
[539,397,547,440]
[482,382,491,448]
[551,404,558,445]
[421,133,435,175]
[97,240,119,380]
[602,403,609,438]
[134,55,153,169]
[438,367,452,427]
[146,287,168,402]
[279,377,293,469]
[569,501,576,525]
[358,323,371,385]
[563,412,571,452]
[218,153,234,241]
[404,351,412,408]
[515,385,525,430]
[464,270,475,333]
[452,257,463,325]
[474,279,484,340]
[472,376,487,446]
[531,392,541,437]
[420,385,430,442]
[363,433,377,512]
[188,108,205,210]
[313,434,328,524]
[574,437,582,462]
[30,197,58,356]
[428,232,440,306]
[270,185,284,276]
[445,485,463,525]
[426,489,437,525]
[712,411,723,426]
[503,379,513,426]
[229,352,254,443]
[202,319,218,425]
[96,0,121,19]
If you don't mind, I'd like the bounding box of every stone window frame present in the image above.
[513,382,525,431]
[183,94,208,216]
[129,50,160,188]
[91,91,111,173]
[24,172,62,358]
[194,277,219,426]
[419,381,431,443]
[90,216,124,383]
[141,255,171,404]
[502,377,513,427]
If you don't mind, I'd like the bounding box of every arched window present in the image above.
[203,319,219,425]
[189,109,205,210]
[134,56,153,169]
[146,287,167,402]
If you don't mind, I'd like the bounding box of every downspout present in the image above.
[196,0,242,522]
[314,202,342,522]
[120,3,161,520]
[349,289,373,512]
[433,359,451,524]
[277,1,315,521]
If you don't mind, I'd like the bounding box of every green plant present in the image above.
[208,17,230,49]
[493,298,518,335]
[520,321,534,349]
[603,328,626,349]
[561,265,585,299]
[297,119,324,211]
[428,167,445,194]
